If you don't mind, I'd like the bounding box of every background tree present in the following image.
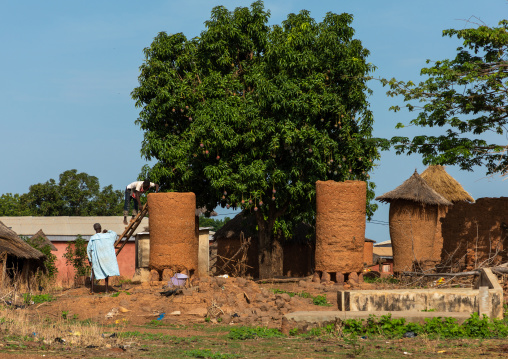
[132,1,379,278]
[198,216,231,231]
[1,169,123,216]
[382,20,508,175]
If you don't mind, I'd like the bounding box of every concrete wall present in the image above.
[52,241,135,286]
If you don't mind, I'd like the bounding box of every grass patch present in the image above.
[228,326,285,340]
[185,349,239,358]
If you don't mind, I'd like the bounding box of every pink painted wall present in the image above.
[52,241,136,285]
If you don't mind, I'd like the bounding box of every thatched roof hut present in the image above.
[375,170,451,272]
[376,170,452,206]
[29,229,57,251]
[0,221,45,260]
[420,165,474,203]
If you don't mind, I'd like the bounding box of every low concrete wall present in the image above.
[338,268,503,319]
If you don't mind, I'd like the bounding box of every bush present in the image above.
[22,235,58,280]
[63,235,91,282]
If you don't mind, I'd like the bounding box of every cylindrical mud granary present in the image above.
[376,170,452,272]
[148,192,197,273]
[315,180,366,273]
[388,200,440,272]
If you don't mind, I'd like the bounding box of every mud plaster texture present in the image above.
[441,197,508,271]
[148,193,197,273]
[389,200,442,272]
[315,180,366,273]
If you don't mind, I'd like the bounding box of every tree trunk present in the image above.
[256,212,283,279]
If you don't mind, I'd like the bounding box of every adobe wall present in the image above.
[315,180,366,273]
[389,200,440,272]
[148,193,197,273]
[216,238,259,278]
[441,197,508,271]
[363,241,373,266]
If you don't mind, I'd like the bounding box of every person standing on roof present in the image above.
[87,223,119,294]
[123,180,159,224]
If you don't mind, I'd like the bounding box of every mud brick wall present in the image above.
[315,180,366,273]
[389,200,440,272]
[441,197,508,271]
[148,193,197,272]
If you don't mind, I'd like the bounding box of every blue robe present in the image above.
[87,230,120,280]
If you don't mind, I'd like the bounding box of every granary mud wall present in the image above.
[148,193,197,273]
[389,200,440,272]
[315,180,366,274]
[441,197,508,271]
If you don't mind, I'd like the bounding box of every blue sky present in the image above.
[2,0,507,241]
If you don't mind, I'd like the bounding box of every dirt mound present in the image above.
[27,276,376,328]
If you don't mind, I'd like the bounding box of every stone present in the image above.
[335,272,345,285]
[170,311,181,315]
[275,299,285,309]
[150,270,160,282]
[236,277,247,287]
[348,272,359,285]
[321,271,331,283]
[281,317,290,336]
[312,272,321,283]
[162,268,174,281]
[280,293,291,302]
[358,273,364,283]
[119,300,129,307]
[255,294,266,302]
[299,280,309,288]
[216,277,227,287]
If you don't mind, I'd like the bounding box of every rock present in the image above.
[150,270,160,282]
[358,273,364,283]
[170,311,181,315]
[255,293,266,302]
[321,271,331,283]
[216,277,227,287]
[280,293,291,302]
[348,272,359,285]
[299,280,309,288]
[275,299,285,309]
[119,300,130,307]
[335,272,345,284]
[281,317,290,336]
[162,269,174,281]
[312,272,321,283]
[188,307,208,316]
[261,289,271,298]
[236,277,247,287]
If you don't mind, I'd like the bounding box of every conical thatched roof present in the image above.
[376,170,453,206]
[420,165,474,203]
[0,221,45,259]
[29,229,57,251]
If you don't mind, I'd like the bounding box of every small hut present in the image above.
[28,229,57,251]
[214,212,315,278]
[0,221,45,287]
[376,170,452,272]
[420,165,474,265]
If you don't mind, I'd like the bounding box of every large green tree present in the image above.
[382,20,508,174]
[0,170,124,216]
[132,1,379,278]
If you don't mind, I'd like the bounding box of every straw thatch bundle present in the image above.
[376,170,452,206]
[0,221,45,260]
[420,165,474,203]
[29,229,57,251]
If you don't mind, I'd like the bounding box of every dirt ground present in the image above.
[1,275,506,358]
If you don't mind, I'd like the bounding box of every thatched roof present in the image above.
[420,165,474,203]
[29,229,57,251]
[0,221,45,260]
[375,170,452,206]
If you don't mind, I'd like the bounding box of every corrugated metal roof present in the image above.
[0,216,149,237]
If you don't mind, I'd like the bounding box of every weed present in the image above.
[205,317,211,323]
[111,290,131,297]
[185,349,238,358]
[343,332,364,357]
[61,311,68,320]
[228,326,284,340]
[312,294,331,306]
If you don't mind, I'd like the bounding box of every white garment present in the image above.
[126,181,155,192]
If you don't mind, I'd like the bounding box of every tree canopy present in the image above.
[0,170,123,216]
[382,20,508,175]
[132,1,379,277]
